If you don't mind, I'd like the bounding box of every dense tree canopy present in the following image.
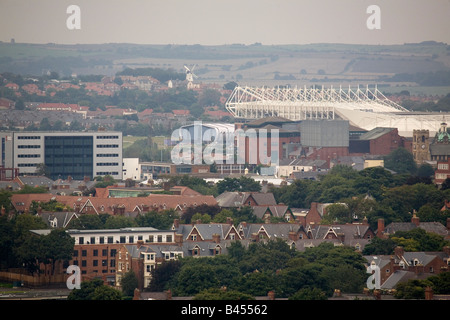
[151,240,367,299]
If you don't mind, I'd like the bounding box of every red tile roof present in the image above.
[11,193,217,215]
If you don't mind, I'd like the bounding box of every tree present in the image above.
[321,203,351,224]
[12,213,47,273]
[362,237,397,255]
[223,81,238,91]
[41,228,74,275]
[289,287,327,300]
[94,175,116,188]
[391,228,450,252]
[67,214,104,230]
[384,147,417,174]
[216,176,261,195]
[394,279,431,299]
[441,177,450,190]
[68,278,123,300]
[149,260,181,292]
[182,204,221,224]
[104,215,137,229]
[121,270,138,297]
[135,209,177,229]
[194,288,253,300]
[417,163,435,177]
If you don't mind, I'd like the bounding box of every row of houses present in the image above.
[27,212,450,293]
[4,184,450,292]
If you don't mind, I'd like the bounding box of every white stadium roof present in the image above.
[226,85,450,137]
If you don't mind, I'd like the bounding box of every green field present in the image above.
[122,136,147,149]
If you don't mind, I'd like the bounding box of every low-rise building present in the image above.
[364,246,450,290]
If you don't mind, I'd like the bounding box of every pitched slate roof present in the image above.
[174,223,241,241]
[307,224,372,240]
[37,211,78,228]
[252,205,292,220]
[238,223,300,240]
[384,221,448,237]
[11,193,217,214]
[124,241,232,260]
[215,192,277,208]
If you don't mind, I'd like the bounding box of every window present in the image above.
[93,249,98,256]
[166,235,172,243]
[90,237,96,244]
[81,250,87,257]
[120,236,126,243]
[18,145,40,149]
[157,235,163,243]
[108,236,114,244]
[96,144,119,148]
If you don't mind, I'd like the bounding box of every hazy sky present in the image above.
[0,0,449,45]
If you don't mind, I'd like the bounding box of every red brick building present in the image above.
[349,127,407,155]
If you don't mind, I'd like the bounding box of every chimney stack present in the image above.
[175,234,183,245]
[212,233,220,244]
[173,219,180,229]
[425,287,433,300]
[394,246,404,258]
[377,219,385,238]
[411,213,420,227]
[288,231,299,241]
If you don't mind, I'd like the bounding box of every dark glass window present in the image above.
[44,136,93,180]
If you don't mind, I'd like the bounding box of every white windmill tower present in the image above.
[184,64,198,89]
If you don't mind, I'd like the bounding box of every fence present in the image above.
[0,270,66,288]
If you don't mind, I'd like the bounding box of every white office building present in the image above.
[0,131,123,180]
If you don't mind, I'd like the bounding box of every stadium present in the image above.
[225,85,450,137]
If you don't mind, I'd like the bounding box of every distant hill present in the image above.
[0,42,449,88]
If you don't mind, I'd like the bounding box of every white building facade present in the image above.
[0,131,123,180]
